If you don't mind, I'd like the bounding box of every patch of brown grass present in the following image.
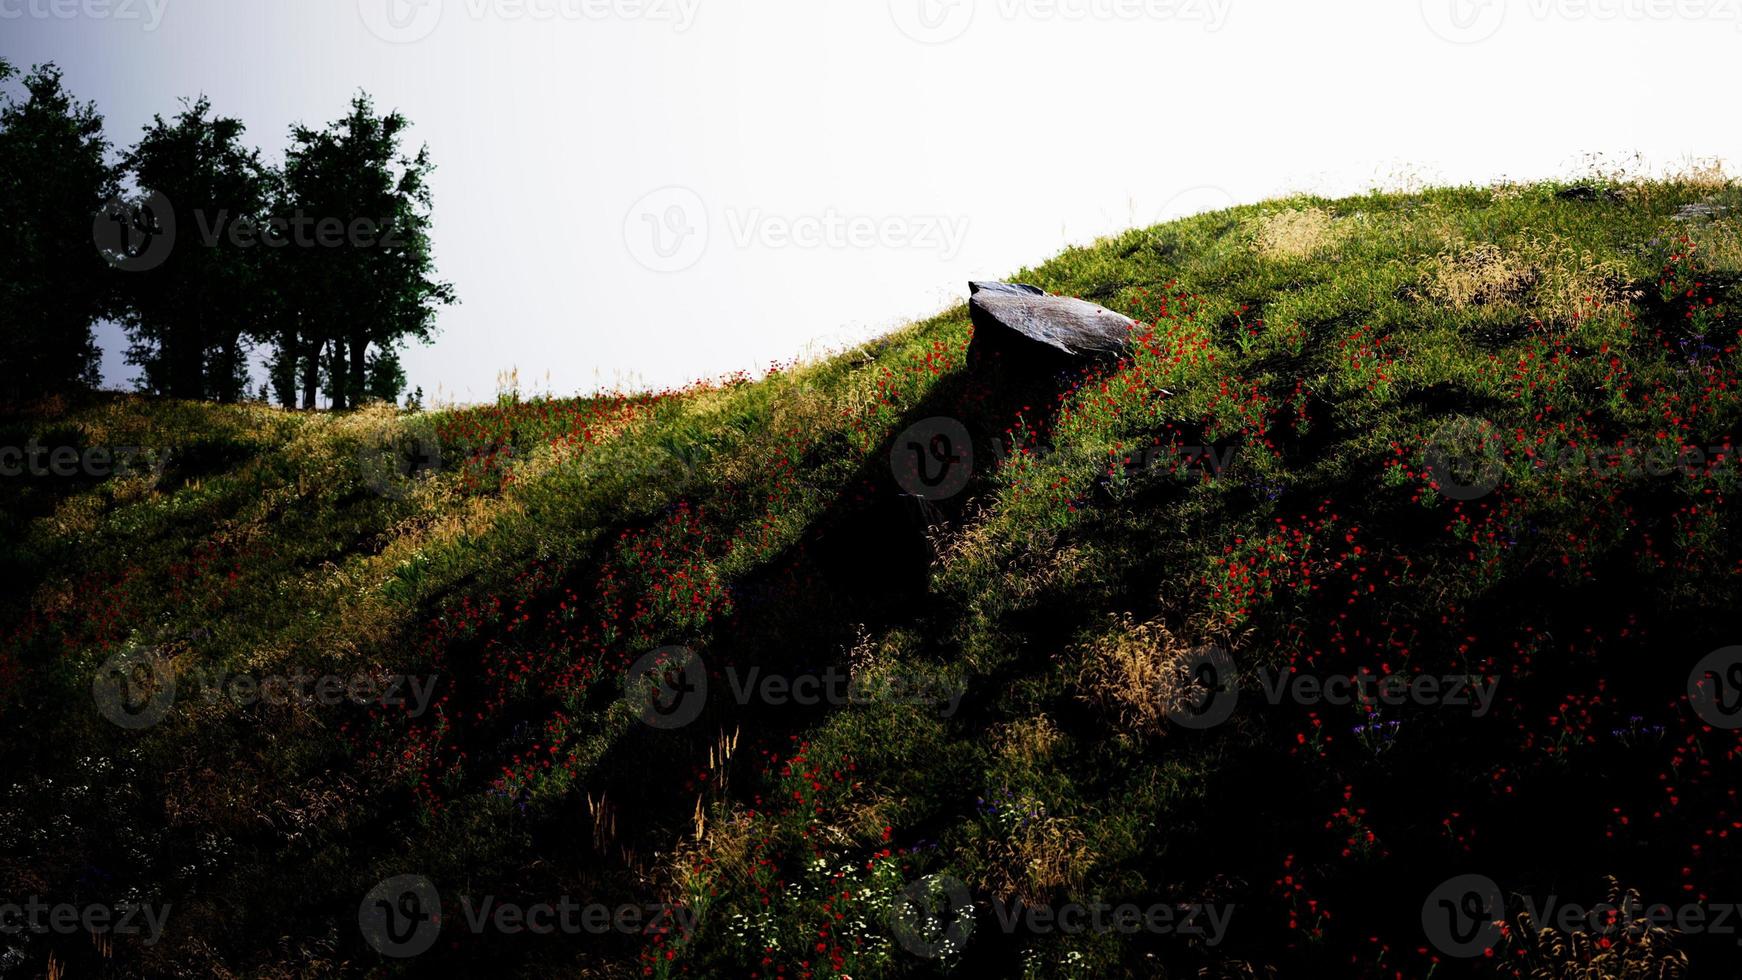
[992,715,1063,768]
[1420,237,1631,326]
[1423,241,1539,310]
[1507,878,1688,979]
[979,807,1094,906]
[1250,207,1341,261]
[1077,613,1201,735]
[1691,218,1742,272]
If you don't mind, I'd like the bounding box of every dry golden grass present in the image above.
[1690,217,1742,271]
[979,809,1094,907]
[992,715,1063,768]
[1423,241,1539,310]
[1524,236,1635,325]
[666,804,755,913]
[1509,878,1689,979]
[1491,180,1528,203]
[1421,236,1631,325]
[1250,206,1341,261]
[1077,613,1201,735]
[1664,156,1731,193]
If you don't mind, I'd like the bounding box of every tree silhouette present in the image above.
[0,62,115,404]
[278,94,453,409]
[116,96,272,401]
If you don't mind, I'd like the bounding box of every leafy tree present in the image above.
[116,96,271,401]
[0,63,116,403]
[279,94,453,409]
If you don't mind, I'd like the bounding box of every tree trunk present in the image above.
[349,331,370,405]
[328,337,348,410]
[300,337,320,410]
[217,332,241,403]
[169,325,203,400]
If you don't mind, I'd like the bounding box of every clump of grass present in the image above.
[1690,215,1742,269]
[1422,240,1540,310]
[1249,205,1342,261]
[992,715,1064,767]
[1530,246,1634,327]
[975,791,1094,906]
[1076,613,1200,735]
[1505,878,1689,980]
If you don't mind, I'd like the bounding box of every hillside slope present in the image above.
[5,176,1742,978]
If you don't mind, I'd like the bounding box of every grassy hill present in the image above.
[5,174,1742,978]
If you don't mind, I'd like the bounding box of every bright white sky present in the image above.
[3,0,1738,403]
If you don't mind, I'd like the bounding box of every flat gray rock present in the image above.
[969,281,1047,297]
[1674,201,1727,222]
[968,282,1136,361]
